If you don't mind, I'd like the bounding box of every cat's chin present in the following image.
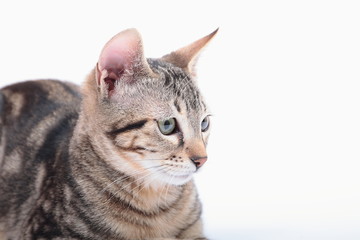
[167,174,194,186]
[152,173,194,186]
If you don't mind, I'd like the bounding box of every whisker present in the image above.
[132,169,165,197]
[123,169,166,213]
[157,165,174,206]
[104,165,168,203]
[100,165,164,194]
[164,171,175,203]
[133,158,165,162]
[157,180,167,207]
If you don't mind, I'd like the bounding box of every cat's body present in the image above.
[0,80,201,239]
[0,29,217,239]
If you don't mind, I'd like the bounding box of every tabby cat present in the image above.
[0,28,217,240]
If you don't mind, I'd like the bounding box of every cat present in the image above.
[0,28,217,240]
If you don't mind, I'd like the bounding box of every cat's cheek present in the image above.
[111,152,143,173]
[157,133,180,146]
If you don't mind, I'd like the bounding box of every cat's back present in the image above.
[0,79,81,123]
[0,79,81,161]
[0,80,81,231]
[0,79,80,130]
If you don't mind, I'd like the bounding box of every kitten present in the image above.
[0,28,217,240]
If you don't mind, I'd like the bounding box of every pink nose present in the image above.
[190,156,208,169]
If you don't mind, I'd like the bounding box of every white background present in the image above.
[1,1,360,239]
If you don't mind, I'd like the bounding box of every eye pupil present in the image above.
[164,120,172,130]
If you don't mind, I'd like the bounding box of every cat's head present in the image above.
[82,28,217,186]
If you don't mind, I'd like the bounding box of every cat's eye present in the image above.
[201,116,210,132]
[158,118,176,135]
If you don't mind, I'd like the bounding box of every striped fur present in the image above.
[0,29,215,239]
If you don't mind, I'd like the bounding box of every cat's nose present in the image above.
[190,156,207,169]
[186,140,207,169]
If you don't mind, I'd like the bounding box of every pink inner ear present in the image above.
[96,29,151,97]
[98,29,141,75]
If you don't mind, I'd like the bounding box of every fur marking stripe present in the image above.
[107,120,148,137]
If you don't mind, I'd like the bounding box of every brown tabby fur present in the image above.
[0,29,217,239]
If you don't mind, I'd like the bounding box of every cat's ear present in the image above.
[161,28,218,76]
[96,28,154,97]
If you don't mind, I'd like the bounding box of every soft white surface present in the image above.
[1,1,360,239]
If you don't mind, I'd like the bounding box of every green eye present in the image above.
[158,118,176,135]
[201,116,210,132]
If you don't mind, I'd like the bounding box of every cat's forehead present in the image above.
[147,58,206,113]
